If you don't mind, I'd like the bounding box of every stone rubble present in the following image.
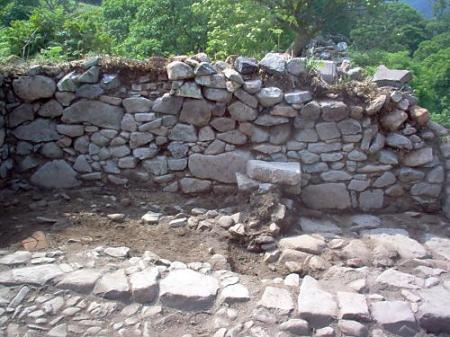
[0,209,449,337]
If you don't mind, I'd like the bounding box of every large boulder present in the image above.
[30,160,80,189]
[62,99,124,129]
[247,160,301,186]
[189,151,251,183]
[301,183,351,210]
[12,118,60,142]
[13,76,56,101]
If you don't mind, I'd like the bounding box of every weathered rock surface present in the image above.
[301,183,351,210]
[159,269,219,311]
[30,160,80,189]
[189,151,251,183]
[298,276,337,327]
[62,100,124,129]
[13,76,56,101]
[247,160,301,185]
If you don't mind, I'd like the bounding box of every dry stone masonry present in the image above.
[1,53,450,216]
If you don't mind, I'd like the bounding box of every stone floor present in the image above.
[0,189,450,337]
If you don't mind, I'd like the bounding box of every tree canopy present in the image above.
[0,0,449,124]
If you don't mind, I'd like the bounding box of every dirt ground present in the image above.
[0,186,285,278]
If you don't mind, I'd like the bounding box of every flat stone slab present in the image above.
[417,286,450,334]
[56,269,103,294]
[93,269,130,301]
[376,269,423,289]
[362,228,427,260]
[373,65,412,86]
[370,301,417,336]
[0,264,63,286]
[62,99,124,130]
[159,269,219,311]
[258,286,294,313]
[189,151,251,184]
[337,291,370,321]
[298,276,337,327]
[0,251,32,265]
[220,284,250,304]
[247,160,301,186]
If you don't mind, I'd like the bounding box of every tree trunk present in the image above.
[286,31,312,57]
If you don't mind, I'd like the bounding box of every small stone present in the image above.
[104,246,130,258]
[338,320,368,337]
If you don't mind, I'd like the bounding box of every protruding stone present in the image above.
[189,151,251,183]
[373,65,412,87]
[247,160,301,185]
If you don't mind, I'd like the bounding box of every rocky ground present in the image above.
[0,186,450,337]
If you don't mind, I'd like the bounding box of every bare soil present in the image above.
[0,186,281,278]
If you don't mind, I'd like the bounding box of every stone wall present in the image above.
[1,53,449,214]
[0,74,11,182]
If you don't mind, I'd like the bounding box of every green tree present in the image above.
[0,0,40,26]
[102,0,141,41]
[193,0,293,59]
[251,0,383,56]
[350,2,428,53]
[112,0,207,58]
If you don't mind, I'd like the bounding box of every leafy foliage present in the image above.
[193,0,293,59]
[0,0,448,125]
